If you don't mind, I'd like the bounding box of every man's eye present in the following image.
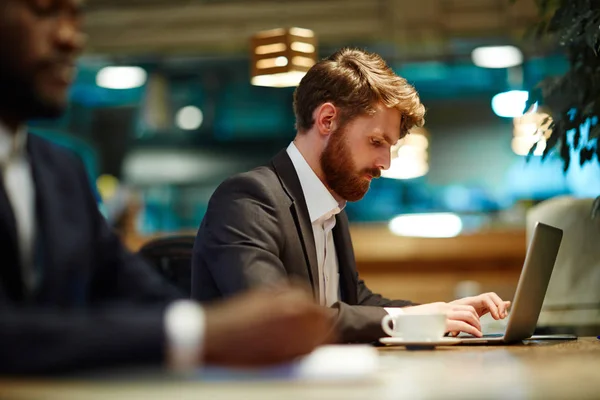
[371,138,382,146]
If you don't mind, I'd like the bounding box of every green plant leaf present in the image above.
[523,0,600,172]
[590,123,600,140]
[560,141,571,171]
[543,120,560,160]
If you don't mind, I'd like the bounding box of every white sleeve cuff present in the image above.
[384,307,405,317]
[164,300,205,371]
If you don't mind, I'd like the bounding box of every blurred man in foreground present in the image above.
[192,48,510,342]
[0,0,332,374]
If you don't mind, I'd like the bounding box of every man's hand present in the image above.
[402,302,483,337]
[450,292,511,320]
[203,288,335,367]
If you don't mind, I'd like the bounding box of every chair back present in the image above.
[138,235,195,296]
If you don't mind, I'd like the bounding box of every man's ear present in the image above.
[314,102,337,138]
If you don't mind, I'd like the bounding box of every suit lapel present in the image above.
[0,174,24,301]
[333,210,358,305]
[0,180,18,248]
[271,150,320,299]
[26,135,58,302]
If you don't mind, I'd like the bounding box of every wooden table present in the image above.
[2,338,599,400]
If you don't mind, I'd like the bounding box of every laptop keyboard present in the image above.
[458,333,505,339]
[481,333,504,338]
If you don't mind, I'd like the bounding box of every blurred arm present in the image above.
[0,305,166,374]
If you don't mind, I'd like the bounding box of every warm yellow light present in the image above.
[250,27,317,88]
[255,43,286,55]
[381,158,429,180]
[251,71,308,87]
[289,27,314,38]
[291,56,315,68]
[275,56,288,66]
[511,135,545,156]
[404,132,429,149]
[514,122,538,137]
[384,130,429,179]
[290,42,315,53]
[256,57,288,69]
[512,110,552,156]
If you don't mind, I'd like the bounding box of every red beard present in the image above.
[320,126,380,202]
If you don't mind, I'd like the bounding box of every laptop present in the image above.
[458,222,566,344]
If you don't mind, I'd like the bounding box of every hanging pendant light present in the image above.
[250,27,317,88]
[381,127,430,180]
[512,106,553,156]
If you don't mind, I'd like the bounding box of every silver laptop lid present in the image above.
[504,222,563,342]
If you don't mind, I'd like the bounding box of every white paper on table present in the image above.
[197,345,379,382]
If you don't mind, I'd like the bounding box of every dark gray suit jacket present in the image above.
[192,149,415,343]
[0,134,182,374]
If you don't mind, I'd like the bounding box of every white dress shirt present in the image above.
[286,142,404,316]
[0,121,205,369]
[287,142,343,306]
[0,122,37,293]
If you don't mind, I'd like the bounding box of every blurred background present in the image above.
[32,0,599,330]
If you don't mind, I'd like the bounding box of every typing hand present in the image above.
[450,292,511,320]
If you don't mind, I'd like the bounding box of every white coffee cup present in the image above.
[381,313,446,341]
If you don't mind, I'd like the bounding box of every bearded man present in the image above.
[191,48,510,342]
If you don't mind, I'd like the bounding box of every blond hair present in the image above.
[293,48,425,137]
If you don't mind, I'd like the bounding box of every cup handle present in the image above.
[381,314,395,337]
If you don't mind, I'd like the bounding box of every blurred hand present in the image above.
[450,292,511,320]
[203,287,335,367]
[402,302,483,337]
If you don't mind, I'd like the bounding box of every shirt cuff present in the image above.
[384,307,405,317]
[164,300,205,371]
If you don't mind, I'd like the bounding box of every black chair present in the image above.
[138,235,195,297]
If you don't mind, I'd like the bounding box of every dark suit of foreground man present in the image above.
[193,48,511,342]
[0,0,331,374]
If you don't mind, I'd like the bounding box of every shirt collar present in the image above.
[286,142,346,223]
[0,121,27,164]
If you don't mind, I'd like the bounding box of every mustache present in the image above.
[37,55,77,69]
[364,168,381,179]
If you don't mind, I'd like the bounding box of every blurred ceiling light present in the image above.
[292,56,316,68]
[514,123,539,137]
[124,150,231,185]
[175,106,203,130]
[250,27,317,88]
[388,213,463,238]
[511,136,546,156]
[96,66,147,89]
[381,128,429,180]
[382,157,429,180]
[288,27,314,37]
[471,45,523,69]
[254,43,286,55]
[290,42,315,53]
[491,90,529,118]
[256,56,288,69]
[251,71,308,88]
[512,109,553,156]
